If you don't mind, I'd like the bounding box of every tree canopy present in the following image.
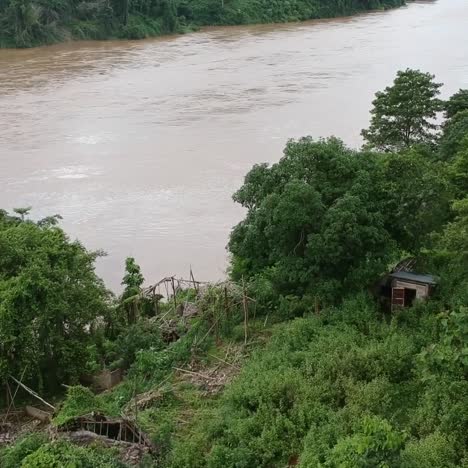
[445,89,468,120]
[228,137,449,303]
[361,69,443,151]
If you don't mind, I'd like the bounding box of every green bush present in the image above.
[322,416,405,468]
[110,319,165,369]
[400,433,459,468]
[20,440,125,467]
[119,15,162,39]
[54,385,107,426]
[0,433,48,468]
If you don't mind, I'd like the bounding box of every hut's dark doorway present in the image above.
[404,288,417,307]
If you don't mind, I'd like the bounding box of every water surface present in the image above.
[1,0,467,290]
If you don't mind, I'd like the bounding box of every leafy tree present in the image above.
[13,206,31,220]
[437,199,468,268]
[3,0,40,47]
[171,297,468,467]
[362,69,443,151]
[439,110,468,160]
[107,319,164,369]
[0,211,111,392]
[111,0,128,25]
[400,433,459,468]
[120,256,144,324]
[0,0,406,48]
[445,89,468,120]
[53,385,108,426]
[0,433,48,468]
[418,308,468,381]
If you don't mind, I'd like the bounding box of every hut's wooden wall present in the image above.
[391,279,429,299]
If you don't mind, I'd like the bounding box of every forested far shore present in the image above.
[0,0,405,48]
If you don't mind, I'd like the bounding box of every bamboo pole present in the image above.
[171,277,177,311]
[242,278,248,345]
[190,266,198,293]
[3,367,27,423]
[224,285,229,318]
[8,375,55,411]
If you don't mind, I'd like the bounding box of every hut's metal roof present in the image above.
[390,271,438,285]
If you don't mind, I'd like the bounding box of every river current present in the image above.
[1,0,467,290]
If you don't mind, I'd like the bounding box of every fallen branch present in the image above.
[207,354,241,370]
[172,367,217,380]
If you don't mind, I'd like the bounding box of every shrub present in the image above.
[0,433,48,468]
[54,385,107,426]
[400,433,458,468]
[110,319,165,369]
[167,301,467,467]
[20,440,125,467]
[322,416,405,468]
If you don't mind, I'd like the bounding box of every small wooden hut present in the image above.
[389,271,437,310]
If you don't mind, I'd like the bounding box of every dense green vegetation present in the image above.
[1,433,125,467]
[1,69,468,467]
[0,208,111,394]
[0,0,405,48]
[168,300,467,467]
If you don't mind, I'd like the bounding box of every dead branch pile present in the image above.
[0,422,13,445]
[174,343,245,396]
[125,388,165,412]
[0,409,48,447]
[159,318,184,343]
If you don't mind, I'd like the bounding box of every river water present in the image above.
[1,0,467,290]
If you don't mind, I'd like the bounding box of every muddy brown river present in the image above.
[1,0,467,290]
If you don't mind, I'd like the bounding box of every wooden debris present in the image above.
[64,430,150,466]
[174,344,245,396]
[127,389,164,411]
[25,406,52,423]
[182,302,199,318]
[57,413,157,454]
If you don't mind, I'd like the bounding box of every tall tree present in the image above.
[120,257,144,324]
[362,69,443,151]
